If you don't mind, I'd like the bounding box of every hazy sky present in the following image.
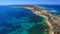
[0,0,60,5]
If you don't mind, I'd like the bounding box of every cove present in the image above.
[0,6,46,34]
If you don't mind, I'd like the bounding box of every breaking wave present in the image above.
[49,10,57,13]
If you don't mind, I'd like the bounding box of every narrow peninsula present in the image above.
[13,5,60,34]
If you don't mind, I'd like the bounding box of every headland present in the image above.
[13,5,60,34]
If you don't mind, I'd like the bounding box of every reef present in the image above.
[13,5,60,34]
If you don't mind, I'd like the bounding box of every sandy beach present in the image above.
[23,6,54,34]
[32,10,54,34]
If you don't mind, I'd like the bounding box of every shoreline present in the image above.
[23,6,54,34]
[15,5,60,34]
[32,10,54,34]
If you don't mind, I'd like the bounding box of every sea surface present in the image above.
[38,5,60,15]
[0,6,46,34]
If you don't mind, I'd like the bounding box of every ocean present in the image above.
[0,6,46,34]
[38,5,60,15]
[0,5,60,34]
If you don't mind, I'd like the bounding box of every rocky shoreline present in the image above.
[13,5,60,34]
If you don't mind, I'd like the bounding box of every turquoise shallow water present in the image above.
[0,6,46,34]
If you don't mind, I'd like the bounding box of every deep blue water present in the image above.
[1,5,59,34]
[0,6,46,34]
[38,5,60,15]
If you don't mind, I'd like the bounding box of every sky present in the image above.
[0,0,60,5]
